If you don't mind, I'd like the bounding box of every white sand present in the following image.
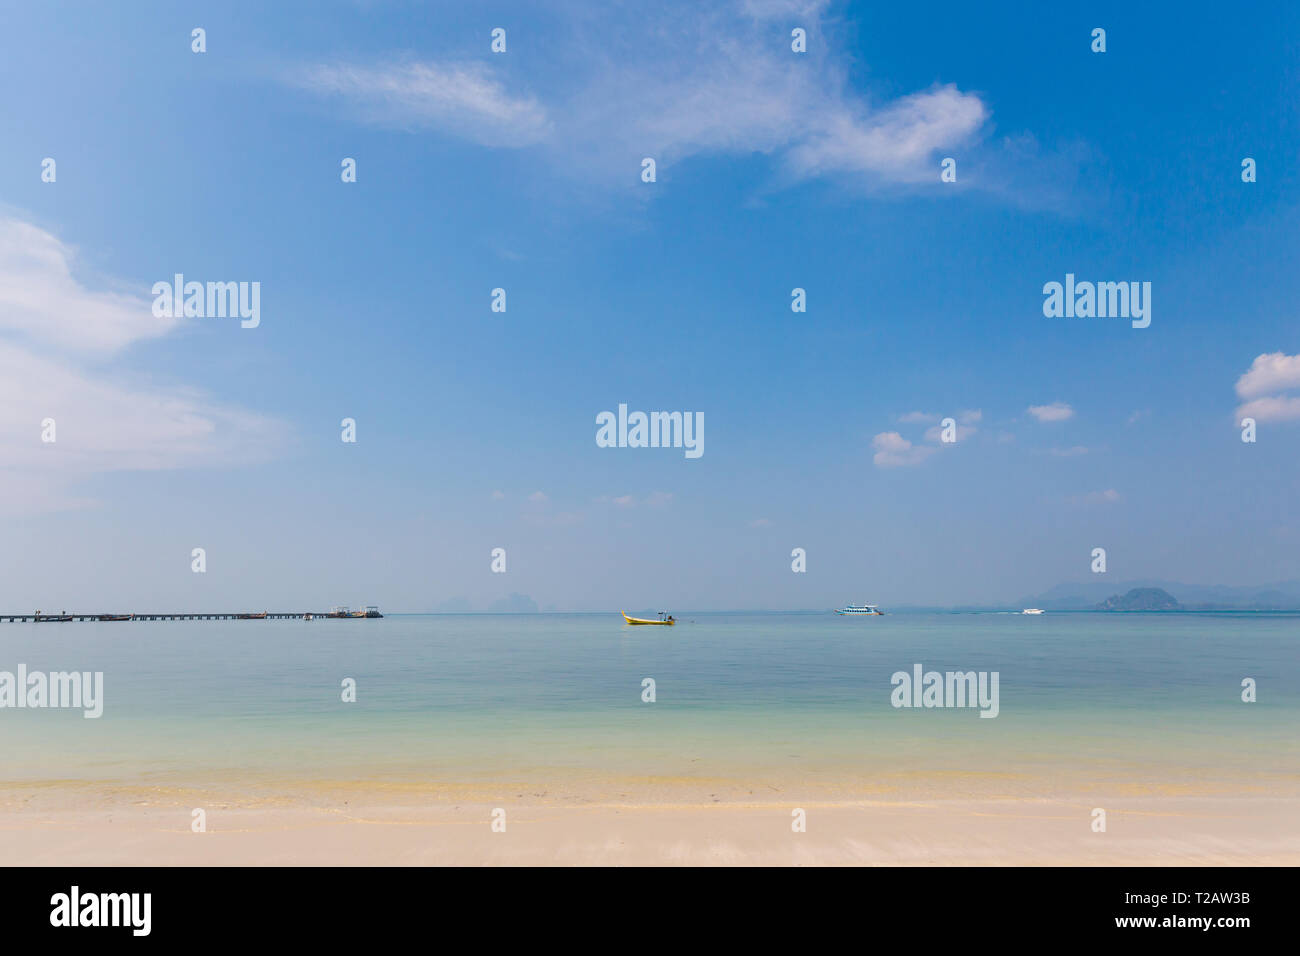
[3,785,1296,865]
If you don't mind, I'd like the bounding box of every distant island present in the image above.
[1016,578,1300,611]
[1095,587,1180,611]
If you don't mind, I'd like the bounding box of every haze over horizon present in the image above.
[2,1,1298,613]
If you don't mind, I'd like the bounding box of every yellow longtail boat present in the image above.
[622,612,675,626]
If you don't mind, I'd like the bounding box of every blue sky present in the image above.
[1,0,1297,610]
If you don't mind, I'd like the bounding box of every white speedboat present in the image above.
[835,604,883,615]
[1022,608,1045,615]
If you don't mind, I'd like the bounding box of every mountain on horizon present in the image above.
[1018,579,1300,610]
[1096,587,1180,611]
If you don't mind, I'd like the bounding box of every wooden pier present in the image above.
[0,611,382,623]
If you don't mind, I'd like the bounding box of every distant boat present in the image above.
[1022,608,1045,615]
[97,614,132,622]
[302,613,313,621]
[237,612,268,620]
[326,605,382,618]
[34,612,72,622]
[622,612,675,626]
[835,604,883,615]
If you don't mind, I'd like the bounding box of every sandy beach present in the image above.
[3,777,1297,866]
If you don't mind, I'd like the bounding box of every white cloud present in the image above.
[1049,446,1089,457]
[1235,352,1300,399]
[291,61,551,148]
[0,219,285,515]
[898,411,938,424]
[872,431,935,468]
[288,4,993,193]
[1236,395,1300,424]
[528,490,548,502]
[959,409,982,424]
[1234,353,1300,424]
[748,517,773,528]
[0,218,176,353]
[784,85,988,184]
[1028,402,1074,423]
[0,342,282,471]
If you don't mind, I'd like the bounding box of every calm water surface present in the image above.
[2,612,1296,792]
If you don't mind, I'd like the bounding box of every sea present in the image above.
[1,611,1296,801]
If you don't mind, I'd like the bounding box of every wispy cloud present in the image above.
[1028,402,1074,423]
[290,60,551,147]
[0,218,175,353]
[784,85,987,184]
[0,218,285,514]
[286,2,1007,195]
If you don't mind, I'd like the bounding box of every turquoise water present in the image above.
[1,612,1296,793]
